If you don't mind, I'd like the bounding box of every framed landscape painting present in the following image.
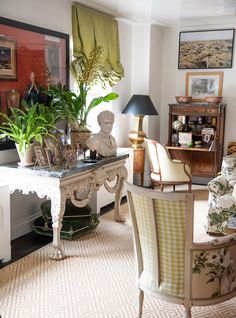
[185,71,224,102]
[178,29,235,69]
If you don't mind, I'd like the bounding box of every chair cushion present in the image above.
[151,172,160,182]
[147,142,159,173]
[154,198,186,297]
[131,193,185,298]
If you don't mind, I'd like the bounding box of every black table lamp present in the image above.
[122,95,158,148]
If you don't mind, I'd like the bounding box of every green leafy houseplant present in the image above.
[0,102,57,155]
[47,46,119,133]
[47,84,118,132]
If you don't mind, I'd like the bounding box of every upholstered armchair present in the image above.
[207,154,236,235]
[126,182,236,318]
[145,138,192,192]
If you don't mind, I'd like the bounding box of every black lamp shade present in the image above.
[122,95,158,116]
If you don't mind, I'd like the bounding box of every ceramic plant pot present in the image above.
[15,143,34,166]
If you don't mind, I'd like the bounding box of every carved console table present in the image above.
[0,154,128,260]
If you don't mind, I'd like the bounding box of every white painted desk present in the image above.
[0,182,10,263]
[0,154,128,260]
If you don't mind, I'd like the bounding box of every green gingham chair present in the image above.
[126,183,236,318]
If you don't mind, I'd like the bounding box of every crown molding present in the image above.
[169,15,236,28]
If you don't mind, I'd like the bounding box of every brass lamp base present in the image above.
[128,115,146,149]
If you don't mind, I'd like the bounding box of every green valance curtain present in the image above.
[71,4,124,87]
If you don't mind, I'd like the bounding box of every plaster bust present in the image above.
[86,110,117,157]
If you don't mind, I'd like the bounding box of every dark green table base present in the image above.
[33,199,100,240]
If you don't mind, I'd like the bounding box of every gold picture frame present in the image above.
[185,71,224,102]
[0,37,16,79]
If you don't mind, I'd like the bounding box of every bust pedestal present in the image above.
[133,148,145,186]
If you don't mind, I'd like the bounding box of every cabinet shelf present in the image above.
[166,145,214,152]
[168,103,226,178]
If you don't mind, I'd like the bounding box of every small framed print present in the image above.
[63,146,77,167]
[185,71,224,102]
[202,134,214,144]
[45,40,61,85]
[43,135,63,165]
[0,37,16,79]
[171,133,178,144]
[178,132,192,146]
[34,145,48,167]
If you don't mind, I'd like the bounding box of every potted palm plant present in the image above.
[0,101,57,166]
[47,46,119,149]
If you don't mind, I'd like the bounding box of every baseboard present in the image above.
[11,211,41,240]
[192,176,211,185]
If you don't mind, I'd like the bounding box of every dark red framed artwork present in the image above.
[0,16,69,111]
[0,16,69,150]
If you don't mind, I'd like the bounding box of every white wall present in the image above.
[0,0,71,33]
[160,24,236,154]
[149,24,163,140]
[112,19,132,147]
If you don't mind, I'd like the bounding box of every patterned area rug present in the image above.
[1,187,236,318]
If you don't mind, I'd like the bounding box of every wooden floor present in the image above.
[0,232,52,269]
[0,197,127,269]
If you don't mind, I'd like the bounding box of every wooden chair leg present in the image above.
[138,289,144,318]
[173,185,175,192]
[184,306,192,318]
[188,183,192,193]
[160,183,164,191]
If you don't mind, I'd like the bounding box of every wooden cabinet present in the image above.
[166,103,226,179]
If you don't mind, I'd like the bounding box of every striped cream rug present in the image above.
[1,187,236,318]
